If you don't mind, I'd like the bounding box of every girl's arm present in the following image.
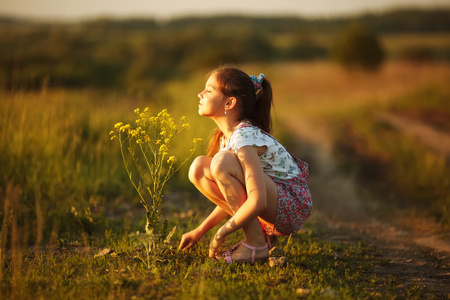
[197,206,230,236]
[179,206,229,250]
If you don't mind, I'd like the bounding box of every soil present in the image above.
[283,116,450,297]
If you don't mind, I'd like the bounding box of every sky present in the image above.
[1,0,450,21]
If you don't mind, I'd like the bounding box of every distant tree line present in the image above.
[0,8,449,91]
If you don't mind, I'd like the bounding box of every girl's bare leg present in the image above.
[188,156,234,215]
[189,152,278,261]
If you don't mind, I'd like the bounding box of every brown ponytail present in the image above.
[254,79,273,134]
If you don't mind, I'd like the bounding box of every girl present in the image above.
[178,67,312,264]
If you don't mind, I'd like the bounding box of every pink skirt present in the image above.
[260,160,312,236]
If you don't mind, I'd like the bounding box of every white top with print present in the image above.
[220,121,301,179]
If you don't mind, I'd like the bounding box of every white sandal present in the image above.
[217,241,268,264]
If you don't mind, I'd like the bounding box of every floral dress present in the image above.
[221,121,312,235]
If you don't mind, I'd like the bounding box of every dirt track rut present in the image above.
[376,112,450,158]
[283,117,450,296]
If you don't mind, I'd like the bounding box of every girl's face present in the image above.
[197,74,228,117]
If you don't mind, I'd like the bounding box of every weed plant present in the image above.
[111,108,200,229]
[110,107,202,259]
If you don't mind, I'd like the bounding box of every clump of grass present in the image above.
[0,90,134,245]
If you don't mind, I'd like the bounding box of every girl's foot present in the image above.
[217,241,269,264]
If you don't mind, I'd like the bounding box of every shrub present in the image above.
[332,23,385,71]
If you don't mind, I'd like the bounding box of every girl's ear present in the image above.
[225,97,237,110]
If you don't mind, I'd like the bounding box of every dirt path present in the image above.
[376,112,450,158]
[283,117,450,296]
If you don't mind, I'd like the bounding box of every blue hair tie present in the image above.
[250,73,265,91]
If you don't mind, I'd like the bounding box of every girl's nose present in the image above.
[197,92,202,99]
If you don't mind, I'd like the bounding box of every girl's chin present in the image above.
[198,109,209,117]
[198,108,218,118]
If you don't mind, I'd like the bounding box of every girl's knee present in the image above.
[210,151,240,179]
[188,156,210,184]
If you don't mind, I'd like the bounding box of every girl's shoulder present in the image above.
[233,121,265,138]
[230,120,273,146]
[236,120,277,141]
[236,120,260,132]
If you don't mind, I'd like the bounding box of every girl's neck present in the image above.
[214,116,241,141]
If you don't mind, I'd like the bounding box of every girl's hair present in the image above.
[206,66,274,156]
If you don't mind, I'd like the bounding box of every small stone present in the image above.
[320,287,339,298]
[296,288,312,297]
[94,248,115,258]
[269,246,285,256]
[268,256,288,267]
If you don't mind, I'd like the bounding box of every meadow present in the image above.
[264,60,450,224]
[1,58,449,298]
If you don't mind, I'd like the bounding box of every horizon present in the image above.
[1,0,450,22]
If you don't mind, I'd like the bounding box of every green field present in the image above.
[2,9,450,298]
[1,58,449,298]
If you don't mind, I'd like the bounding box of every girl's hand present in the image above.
[179,228,202,250]
[209,227,227,258]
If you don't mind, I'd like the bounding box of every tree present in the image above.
[332,23,385,71]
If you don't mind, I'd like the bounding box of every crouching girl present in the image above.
[179,67,312,264]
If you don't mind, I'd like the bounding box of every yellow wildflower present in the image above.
[114,122,123,129]
[159,144,168,154]
[119,124,131,132]
[134,108,140,114]
[193,138,203,144]
[167,156,177,164]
